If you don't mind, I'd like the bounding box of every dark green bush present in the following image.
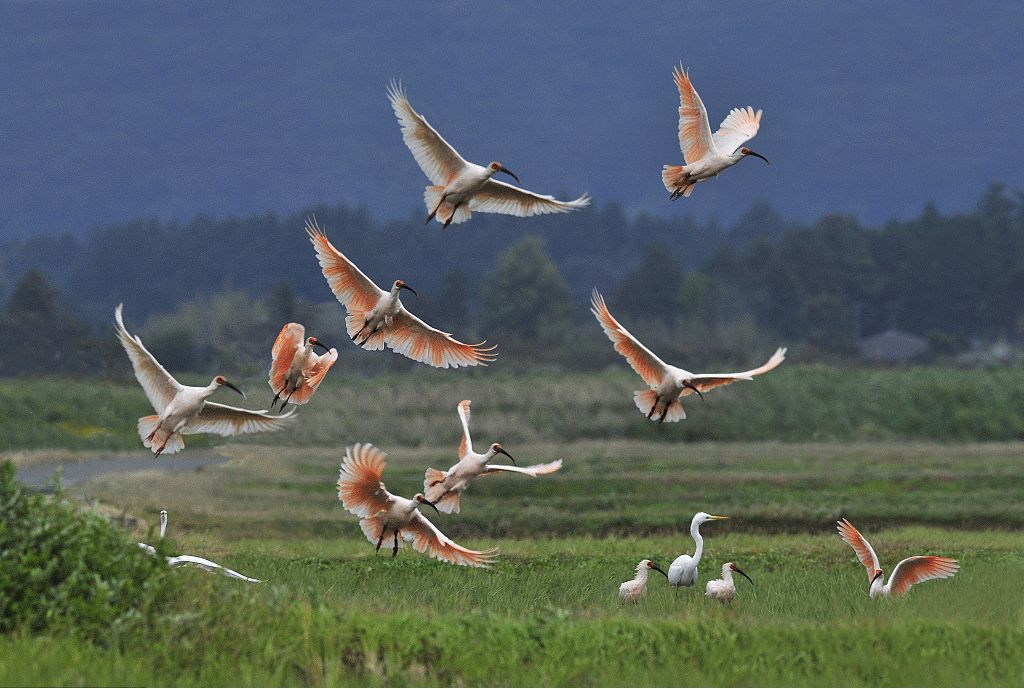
[0,461,174,635]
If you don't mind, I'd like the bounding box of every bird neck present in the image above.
[721,568,733,583]
[690,521,704,562]
[870,575,886,598]
[634,568,649,583]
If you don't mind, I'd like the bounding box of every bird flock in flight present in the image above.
[115,65,959,603]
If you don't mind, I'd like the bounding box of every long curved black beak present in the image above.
[399,283,418,297]
[496,447,517,466]
[223,380,246,399]
[734,567,754,586]
[652,564,669,578]
[746,150,770,165]
[498,166,521,184]
[312,340,332,353]
[419,498,440,516]
[683,381,704,401]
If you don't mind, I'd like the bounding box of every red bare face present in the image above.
[215,375,226,384]
[646,561,655,569]
[489,161,502,171]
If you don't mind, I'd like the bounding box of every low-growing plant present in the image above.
[0,460,175,636]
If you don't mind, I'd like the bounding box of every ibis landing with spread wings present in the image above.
[388,81,590,228]
[114,304,294,456]
[662,64,769,199]
[590,290,785,422]
[837,518,959,598]
[423,400,563,513]
[337,443,498,567]
[307,218,496,369]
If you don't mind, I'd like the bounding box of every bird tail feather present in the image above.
[633,390,685,422]
[662,165,695,198]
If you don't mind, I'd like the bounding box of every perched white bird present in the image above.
[138,510,261,583]
[114,304,294,456]
[268,322,338,411]
[387,81,590,228]
[307,218,497,369]
[837,518,959,599]
[591,290,786,422]
[423,400,563,513]
[705,562,753,604]
[619,559,668,603]
[337,443,498,567]
[662,64,768,199]
[668,512,729,588]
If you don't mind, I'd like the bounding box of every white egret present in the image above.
[668,512,729,588]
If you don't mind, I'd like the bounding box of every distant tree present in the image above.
[0,269,93,377]
[478,237,574,348]
[613,244,684,325]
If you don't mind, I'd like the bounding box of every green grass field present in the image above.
[4,437,1023,686]
[2,365,1023,451]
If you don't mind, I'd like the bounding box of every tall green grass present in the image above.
[1,531,1021,686]
[2,365,1023,451]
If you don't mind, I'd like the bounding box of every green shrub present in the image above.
[0,461,174,636]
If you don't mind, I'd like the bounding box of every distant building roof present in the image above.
[860,329,930,362]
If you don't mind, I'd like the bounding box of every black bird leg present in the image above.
[392,530,400,558]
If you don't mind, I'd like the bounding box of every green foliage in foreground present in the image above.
[0,461,173,636]
[0,531,1021,686]
[3,365,1024,451]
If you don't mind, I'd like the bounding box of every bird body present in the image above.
[705,562,753,603]
[662,65,768,199]
[337,443,498,567]
[424,400,563,513]
[619,559,668,603]
[668,512,729,587]
[115,304,294,456]
[591,290,785,422]
[307,218,496,368]
[269,322,338,410]
[388,81,590,228]
[837,518,959,598]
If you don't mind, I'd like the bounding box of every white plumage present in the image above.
[388,81,590,228]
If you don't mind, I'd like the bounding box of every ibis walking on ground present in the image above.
[619,559,669,603]
[591,290,785,422]
[705,562,753,604]
[114,304,294,456]
[837,518,959,598]
[668,512,730,588]
[388,81,590,228]
[337,443,499,567]
[423,400,563,513]
[662,64,769,199]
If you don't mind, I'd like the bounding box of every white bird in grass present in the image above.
[268,322,338,411]
[138,510,261,583]
[114,304,294,456]
[307,218,497,368]
[705,562,753,604]
[619,559,669,603]
[668,512,729,588]
[388,81,590,228]
[837,518,959,599]
[591,290,786,423]
[423,400,563,513]
[337,443,498,567]
[662,64,769,199]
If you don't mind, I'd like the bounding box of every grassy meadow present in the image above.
[3,368,1024,685]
